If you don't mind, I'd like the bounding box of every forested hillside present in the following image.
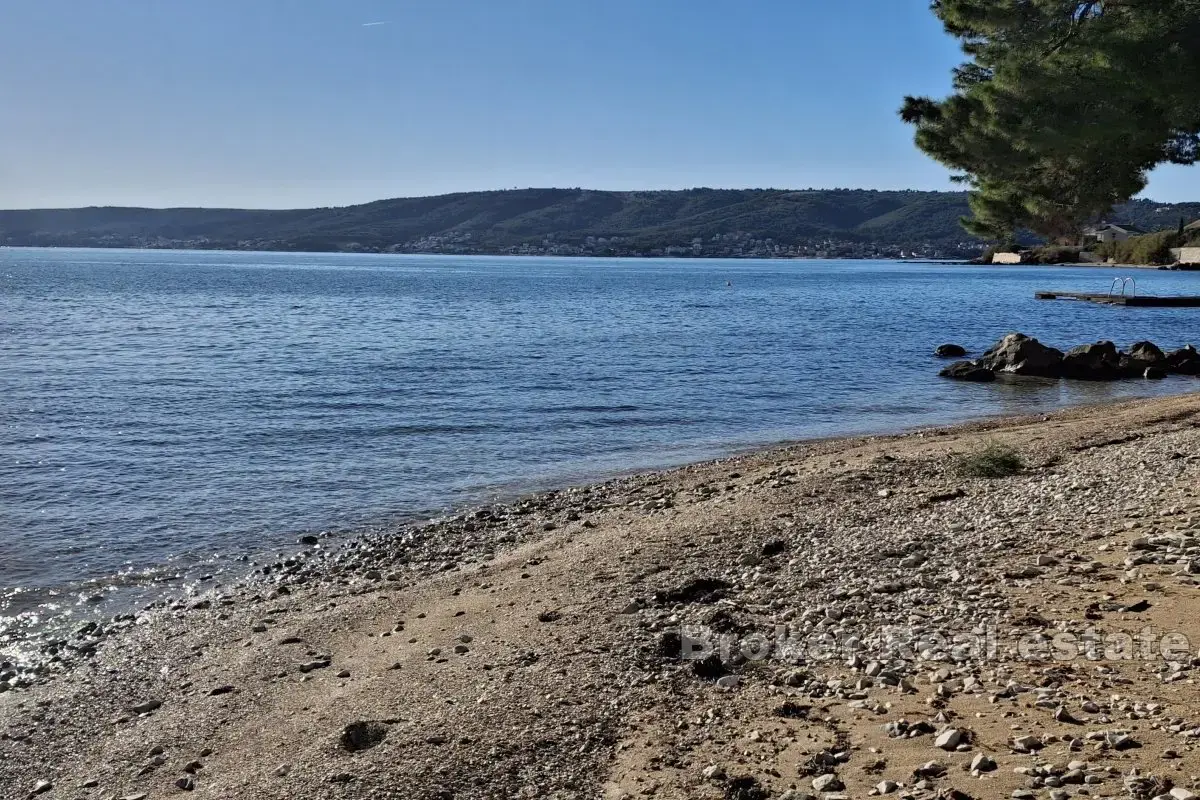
[2,188,1196,258]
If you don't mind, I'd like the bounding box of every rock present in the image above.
[129,699,162,714]
[1061,340,1124,380]
[875,779,900,794]
[1170,788,1198,800]
[1012,735,1043,752]
[715,675,741,690]
[275,764,292,777]
[30,780,53,795]
[811,774,844,792]
[208,685,236,696]
[298,535,320,546]
[1054,706,1081,724]
[970,754,997,772]
[1144,366,1167,379]
[175,775,195,791]
[978,333,1063,378]
[701,764,726,781]
[1166,344,1200,375]
[337,669,352,677]
[936,344,968,358]
[939,360,996,382]
[299,659,331,673]
[934,728,963,750]
[1106,731,1141,750]
[1128,340,1165,363]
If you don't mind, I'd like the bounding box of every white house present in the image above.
[1081,223,1145,244]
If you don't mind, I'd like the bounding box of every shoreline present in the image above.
[6,385,1193,655]
[3,392,1200,798]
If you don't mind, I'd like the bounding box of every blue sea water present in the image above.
[2,248,1199,635]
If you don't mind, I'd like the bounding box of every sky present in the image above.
[1,0,1195,209]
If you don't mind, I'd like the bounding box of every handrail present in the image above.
[1108,276,1137,297]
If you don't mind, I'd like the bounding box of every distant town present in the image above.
[79,230,985,261]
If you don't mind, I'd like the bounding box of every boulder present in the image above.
[1144,367,1167,380]
[1061,340,1123,380]
[1166,345,1200,375]
[935,343,968,358]
[1127,340,1165,364]
[939,361,995,382]
[979,333,1063,377]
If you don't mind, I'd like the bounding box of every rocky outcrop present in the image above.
[977,333,1064,378]
[1061,341,1124,381]
[935,344,968,358]
[1167,345,1200,375]
[940,334,1200,383]
[1128,341,1166,364]
[938,360,995,382]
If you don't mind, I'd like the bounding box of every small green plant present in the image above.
[955,442,1024,478]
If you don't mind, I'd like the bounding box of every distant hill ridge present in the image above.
[2,188,1198,258]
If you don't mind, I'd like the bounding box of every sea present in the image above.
[3,248,1199,645]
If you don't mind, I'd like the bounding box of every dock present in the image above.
[1035,291,1200,307]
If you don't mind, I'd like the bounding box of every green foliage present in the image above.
[955,442,1024,479]
[1094,230,1184,265]
[902,1,1200,242]
[1022,246,1082,264]
[0,190,1195,253]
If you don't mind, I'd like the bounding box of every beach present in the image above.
[3,392,1200,799]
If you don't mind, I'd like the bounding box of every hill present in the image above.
[2,189,1198,259]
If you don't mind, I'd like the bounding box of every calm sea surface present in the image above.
[3,249,1199,639]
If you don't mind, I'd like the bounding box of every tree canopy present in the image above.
[901,1,1200,242]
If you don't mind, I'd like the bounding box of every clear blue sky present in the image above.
[2,0,1194,209]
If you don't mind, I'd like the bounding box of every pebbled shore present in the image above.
[3,393,1200,800]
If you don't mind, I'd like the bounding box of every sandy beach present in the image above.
[3,392,1200,800]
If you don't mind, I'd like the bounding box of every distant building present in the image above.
[1081,223,1146,244]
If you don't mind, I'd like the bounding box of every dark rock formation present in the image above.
[940,335,1199,384]
[1061,341,1124,381]
[935,344,968,358]
[978,333,1064,378]
[939,361,996,382]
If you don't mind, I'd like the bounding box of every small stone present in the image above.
[876,780,899,794]
[175,775,195,791]
[1170,788,1198,800]
[454,644,470,654]
[1054,706,1081,724]
[1106,732,1140,750]
[970,753,997,772]
[337,669,351,678]
[275,764,292,778]
[715,675,740,690]
[130,699,162,714]
[701,764,726,781]
[31,780,53,795]
[934,728,963,750]
[811,774,844,792]
[1012,735,1043,752]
